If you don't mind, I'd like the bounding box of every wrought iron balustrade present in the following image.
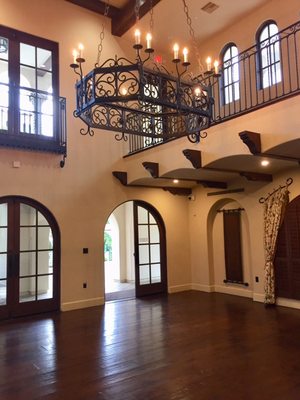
[0,90,66,156]
[127,19,300,155]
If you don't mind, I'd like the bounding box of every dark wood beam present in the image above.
[239,171,272,182]
[66,0,120,19]
[112,171,128,185]
[239,131,261,155]
[239,130,300,162]
[142,162,159,178]
[207,188,245,197]
[182,149,202,169]
[112,0,162,37]
[197,180,227,189]
[163,187,192,196]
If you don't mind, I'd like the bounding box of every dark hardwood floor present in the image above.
[1,291,300,399]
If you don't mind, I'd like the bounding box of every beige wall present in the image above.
[0,0,192,310]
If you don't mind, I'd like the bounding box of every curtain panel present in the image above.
[263,186,289,304]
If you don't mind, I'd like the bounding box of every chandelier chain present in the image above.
[135,0,141,22]
[95,0,110,67]
[182,0,203,72]
[149,0,154,33]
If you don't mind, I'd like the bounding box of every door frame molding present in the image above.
[0,195,61,318]
[134,200,168,297]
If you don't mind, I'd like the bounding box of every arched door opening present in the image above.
[0,196,60,320]
[104,200,167,302]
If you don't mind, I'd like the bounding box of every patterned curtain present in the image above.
[263,186,289,304]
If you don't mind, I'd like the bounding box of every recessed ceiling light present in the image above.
[261,160,270,167]
[173,179,179,184]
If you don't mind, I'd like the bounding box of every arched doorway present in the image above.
[275,195,300,300]
[104,200,167,301]
[0,196,60,319]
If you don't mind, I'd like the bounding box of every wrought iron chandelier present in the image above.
[70,0,220,143]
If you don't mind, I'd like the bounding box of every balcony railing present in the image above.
[0,91,66,155]
[127,19,300,155]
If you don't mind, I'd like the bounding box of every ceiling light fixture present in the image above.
[261,160,270,166]
[173,179,179,184]
[70,0,221,143]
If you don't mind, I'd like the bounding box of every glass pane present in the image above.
[0,280,7,305]
[0,228,7,253]
[38,251,53,274]
[37,71,52,92]
[151,264,161,283]
[0,84,8,131]
[20,227,36,251]
[38,227,53,250]
[19,277,36,302]
[138,225,149,244]
[150,225,159,243]
[139,245,149,264]
[20,204,36,226]
[38,93,53,115]
[0,60,8,83]
[37,211,48,226]
[37,48,52,71]
[0,37,9,61]
[0,84,8,107]
[149,214,155,224]
[20,66,36,89]
[0,254,7,279]
[38,275,53,300]
[20,89,36,112]
[20,252,36,277]
[138,206,148,224]
[139,265,150,285]
[40,114,53,137]
[20,43,36,67]
[150,244,160,263]
[0,203,7,226]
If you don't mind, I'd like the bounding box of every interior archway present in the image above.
[207,198,252,297]
[103,200,167,302]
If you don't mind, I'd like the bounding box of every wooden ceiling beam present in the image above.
[66,0,120,19]
[111,0,162,36]
[67,0,162,37]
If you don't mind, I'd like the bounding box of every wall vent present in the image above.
[201,2,219,14]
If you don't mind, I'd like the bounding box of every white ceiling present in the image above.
[122,0,270,53]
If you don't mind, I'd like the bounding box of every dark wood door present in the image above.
[275,195,300,300]
[133,201,167,297]
[0,197,60,319]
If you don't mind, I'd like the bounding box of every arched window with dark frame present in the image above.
[256,20,282,89]
[221,43,240,105]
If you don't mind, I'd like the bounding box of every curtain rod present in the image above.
[259,177,293,204]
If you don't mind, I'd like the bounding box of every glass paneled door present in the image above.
[0,197,60,319]
[133,201,167,297]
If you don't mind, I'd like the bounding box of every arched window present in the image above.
[221,43,240,104]
[257,21,282,88]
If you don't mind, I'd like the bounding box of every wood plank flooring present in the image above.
[1,291,300,399]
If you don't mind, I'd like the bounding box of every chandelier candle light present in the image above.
[70,1,221,143]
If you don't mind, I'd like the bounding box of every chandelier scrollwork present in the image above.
[70,0,221,143]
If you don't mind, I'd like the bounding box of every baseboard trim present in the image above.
[214,285,253,298]
[61,297,105,312]
[168,284,192,293]
[276,297,300,310]
[253,293,265,303]
[191,283,214,293]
